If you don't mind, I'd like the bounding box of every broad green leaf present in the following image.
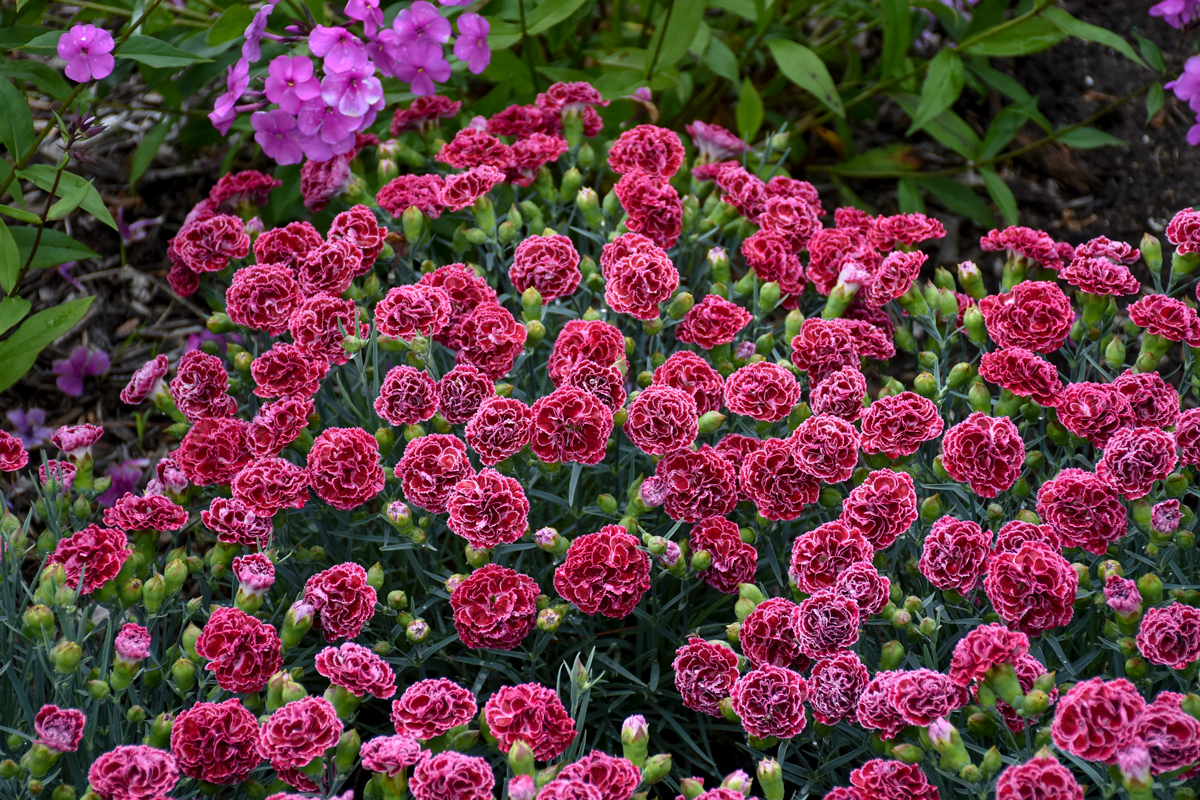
[527,0,595,35]
[1043,7,1145,68]
[688,22,711,58]
[893,93,980,160]
[879,0,912,79]
[765,39,844,118]
[0,204,42,224]
[912,0,963,41]
[10,227,100,269]
[537,66,593,84]
[14,30,62,56]
[0,26,50,49]
[826,143,919,175]
[646,0,706,75]
[484,18,523,50]
[594,70,647,100]
[0,78,35,161]
[981,167,1018,227]
[589,48,648,71]
[18,165,117,230]
[0,296,94,393]
[1133,31,1165,72]
[703,37,739,83]
[0,296,32,338]
[908,49,964,135]
[737,79,764,143]
[1057,126,1125,149]
[117,35,212,69]
[708,0,758,19]
[958,0,1005,42]
[1146,83,1165,123]
[962,17,1065,57]
[920,176,995,228]
[978,106,1029,161]
[208,4,255,45]
[130,117,172,186]
[897,178,926,213]
[0,219,19,294]
[967,62,1052,131]
[0,59,71,102]
[47,179,91,221]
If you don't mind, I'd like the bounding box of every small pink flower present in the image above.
[57,24,115,82]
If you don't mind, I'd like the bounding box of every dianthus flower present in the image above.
[607,124,685,178]
[254,221,323,268]
[418,263,497,348]
[170,699,261,784]
[441,164,506,211]
[1051,678,1146,763]
[1055,382,1135,446]
[849,759,939,800]
[919,516,991,593]
[1105,574,1143,616]
[410,751,494,800]
[507,133,571,185]
[940,412,1024,498]
[724,362,801,423]
[1124,692,1200,774]
[603,239,680,320]
[52,423,104,459]
[34,705,85,753]
[841,468,918,549]
[548,319,626,383]
[303,562,377,642]
[1036,467,1127,554]
[465,396,532,465]
[675,294,753,350]
[887,668,967,726]
[251,343,329,399]
[689,516,757,595]
[451,564,539,650]
[561,361,626,412]
[739,597,805,668]
[741,439,819,522]
[858,391,943,458]
[396,433,474,512]
[1137,603,1200,669]
[760,194,822,251]
[434,364,493,425]
[1096,426,1178,500]
[88,745,180,800]
[359,735,423,776]
[554,525,650,618]
[797,591,861,658]
[294,239,361,296]
[391,677,477,740]
[984,542,1078,635]
[102,492,187,532]
[327,205,385,274]
[556,750,641,800]
[1128,294,1200,344]
[314,642,396,698]
[624,385,698,455]
[1178,407,1200,466]
[977,281,1073,353]
[657,446,739,522]
[652,352,723,415]
[170,350,237,422]
[868,213,946,249]
[741,231,805,296]
[731,665,808,740]
[673,637,740,716]
[194,606,282,693]
[114,624,151,664]
[856,672,908,740]
[612,173,683,249]
[375,284,452,343]
[45,524,129,594]
[120,354,170,406]
[225,264,301,334]
[375,365,438,426]
[446,468,528,549]
[979,226,1062,268]
[509,234,581,302]
[833,562,891,616]
[436,127,513,169]
[247,396,314,458]
[230,458,309,517]
[808,651,870,726]
[258,696,343,769]
[376,174,446,218]
[789,520,872,594]
[948,623,1030,686]
[201,497,272,547]
[484,683,577,760]
[789,413,860,483]
[456,303,527,379]
[977,347,1063,406]
[530,387,613,465]
[169,214,249,273]
[810,367,868,422]
[1112,370,1180,428]
[306,427,384,510]
[288,293,366,366]
[1060,255,1141,296]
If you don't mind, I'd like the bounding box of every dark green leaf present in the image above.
[825,144,919,175]
[958,0,1006,42]
[1057,126,1125,149]
[1146,83,1165,123]
[0,296,94,393]
[208,4,254,45]
[880,0,912,80]
[703,37,739,83]
[765,39,844,118]
[967,62,1053,131]
[962,17,1066,57]
[14,30,62,56]
[893,93,980,160]
[0,59,71,102]
[978,106,1029,161]
[0,219,19,294]
[0,296,32,338]
[1132,31,1165,72]
[527,0,595,34]
[0,78,35,161]
[981,167,1018,226]
[647,0,706,75]
[47,179,91,221]
[897,178,925,213]
[484,18,523,50]
[0,204,41,224]
[1043,7,1146,68]
[737,79,764,143]
[919,176,995,228]
[707,0,757,19]
[118,35,213,69]
[18,165,117,230]
[0,26,50,49]
[908,49,964,135]
[130,118,172,187]
[10,227,100,269]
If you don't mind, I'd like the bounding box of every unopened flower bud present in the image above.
[50,640,82,674]
[406,618,429,643]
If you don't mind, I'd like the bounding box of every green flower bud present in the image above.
[642,753,672,784]
[758,281,781,312]
[1166,472,1189,496]
[22,604,55,638]
[891,744,924,764]
[126,705,147,725]
[406,618,430,643]
[148,712,173,749]
[465,545,491,568]
[206,312,235,335]
[757,757,784,800]
[597,494,618,514]
[919,493,943,522]
[968,382,992,413]
[508,738,536,776]
[1105,335,1126,370]
[698,411,726,435]
[914,372,938,399]
[525,319,546,347]
[88,679,111,700]
[50,640,82,674]
[172,658,196,692]
[963,306,987,344]
[894,326,919,354]
[667,292,694,320]
[879,641,905,671]
[142,574,166,614]
[52,785,76,800]
[401,205,426,243]
[334,728,361,773]
[1141,233,1163,273]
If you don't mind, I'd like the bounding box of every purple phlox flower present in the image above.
[344,0,383,37]
[252,109,304,165]
[1166,55,1200,112]
[57,24,115,83]
[209,58,251,136]
[393,1,452,46]
[7,409,54,449]
[392,39,451,96]
[185,329,238,354]
[264,55,323,115]
[309,25,369,73]
[243,3,274,62]
[97,459,150,507]
[117,208,164,246]
[320,64,384,117]
[298,98,360,145]
[453,13,490,75]
[1150,0,1200,28]
[56,261,84,291]
[438,0,473,5]
[629,87,652,102]
[52,345,110,397]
